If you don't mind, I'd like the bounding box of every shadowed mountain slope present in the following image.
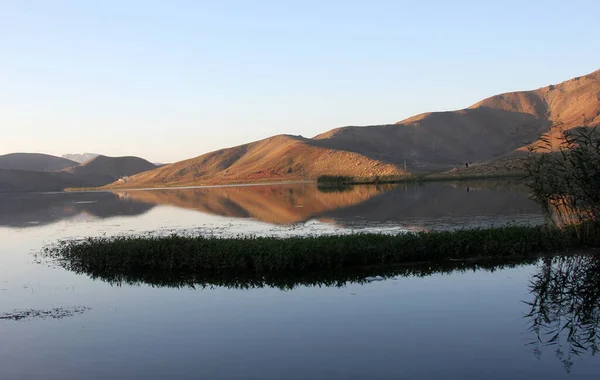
[0,155,157,192]
[63,155,156,185]
[0,153,77,172]
[104,68,600,188]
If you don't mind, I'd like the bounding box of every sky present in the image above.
[1,0,599,163]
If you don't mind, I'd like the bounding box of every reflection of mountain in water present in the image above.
[0,192,155,228]
[113,184,392,225]
[1,180,544,229]
[319,180,544,230]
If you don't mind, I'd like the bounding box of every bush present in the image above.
[525,126,600,238]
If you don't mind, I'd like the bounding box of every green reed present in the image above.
[43,225,597,277]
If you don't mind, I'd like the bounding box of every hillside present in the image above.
[0,155,157,192]
[64,155,156,186]
[313,68,600,167]
[0,169,77,192]
[0,153,77,172]
[105,68,599,189]
[108,135,405,188]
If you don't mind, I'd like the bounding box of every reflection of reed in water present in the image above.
[50,255,536,290]
[524,255,600,372]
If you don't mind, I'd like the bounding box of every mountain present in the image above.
[63,155,157,186]
[108,135,406,188]
[61,153,99,163]
[0,169,78,192]
[0,155,157,192]
[0,153,77,172]
[312,68,600,166]
[106,68,600,189]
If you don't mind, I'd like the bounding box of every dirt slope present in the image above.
[0,153,78,172]
[313,68,600,167]
[108,135,405,188]
[107,68,600,188]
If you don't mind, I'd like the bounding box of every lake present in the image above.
[1,180,598,379]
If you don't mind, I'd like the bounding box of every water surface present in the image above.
[1,181,598,379]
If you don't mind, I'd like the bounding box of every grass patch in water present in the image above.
[43,225,599,277]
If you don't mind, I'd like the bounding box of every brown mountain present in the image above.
[0,153,78,172]
[108,135,405,188]
[0,155,157,193]
[103,68,600,189]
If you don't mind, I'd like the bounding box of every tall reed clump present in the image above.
[43,225,590,276]
[525,125,600,242]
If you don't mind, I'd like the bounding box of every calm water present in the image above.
[1,181,599,379]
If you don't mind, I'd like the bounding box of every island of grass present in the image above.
[44,224,599,277]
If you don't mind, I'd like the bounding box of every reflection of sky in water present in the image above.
[2,182,595,379]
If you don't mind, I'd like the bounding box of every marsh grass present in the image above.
[43,225,597,278]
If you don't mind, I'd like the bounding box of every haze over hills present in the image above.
[108,68,600,189]
[61,153,99,163]
[0,153,77,172]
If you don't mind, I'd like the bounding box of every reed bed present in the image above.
[43,225,597,277]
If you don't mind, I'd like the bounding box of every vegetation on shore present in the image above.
[526,126,600,227]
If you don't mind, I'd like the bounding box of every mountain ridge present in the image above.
[108,68,600,189]
[0,154,157,192]
[0,153,78,172]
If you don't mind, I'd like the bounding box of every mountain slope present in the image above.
[63,155,157,186]
[0,155,157,192]
[0,169,78,192]
[0,153,78,172]
[313,68,600,167]
[107,68,600,188]
[108,135,405,188]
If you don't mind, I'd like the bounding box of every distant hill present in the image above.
[0,155,157,192]
[0,169,77,192]
[61,153,99,163]
[62,155,157,186]
[0,153,77,172]
[107,68,600,189]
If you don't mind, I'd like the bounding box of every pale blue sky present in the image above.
[1,0,599,163]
